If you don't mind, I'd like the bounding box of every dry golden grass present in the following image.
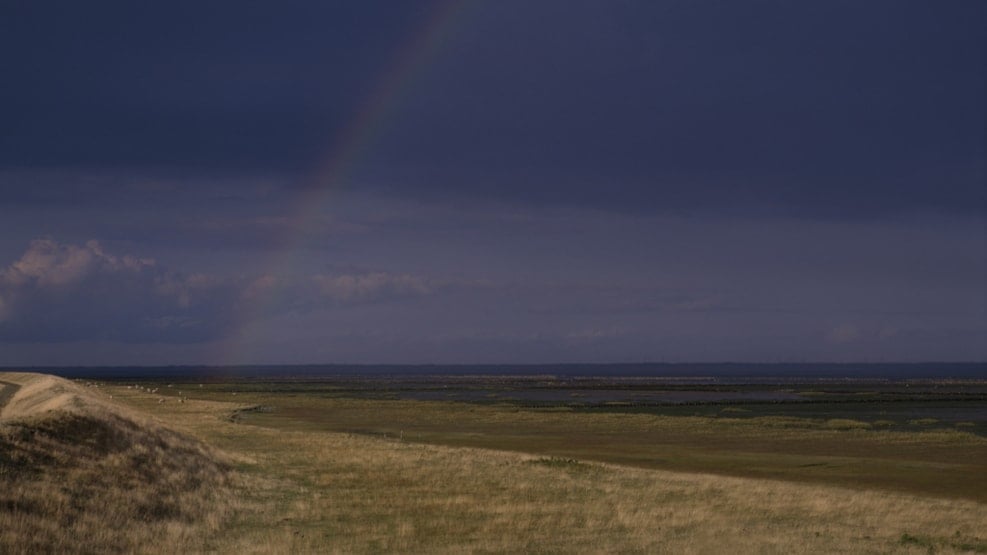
[214,428,986,554]
[224,394,987,501]
[110,383,987,554]
[0,373,239,554]
[3,374,986,553]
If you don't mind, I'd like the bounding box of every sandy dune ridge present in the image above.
[0,372,236,554]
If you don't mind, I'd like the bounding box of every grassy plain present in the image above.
[119,378,986,553]
[3,373,987,553]
[225,394,987,502]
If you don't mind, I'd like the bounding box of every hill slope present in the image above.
[0,372,235,554]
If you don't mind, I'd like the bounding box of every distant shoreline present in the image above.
[4,362,984,380]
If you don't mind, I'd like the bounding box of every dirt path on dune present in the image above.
[0,380,22,417]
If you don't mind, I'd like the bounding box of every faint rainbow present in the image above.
[217,0,470,365]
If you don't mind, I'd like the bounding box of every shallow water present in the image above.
[400,388,806,404]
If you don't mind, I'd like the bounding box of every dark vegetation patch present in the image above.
[528,457,585,469]
[0,407,233,552]
[228,404,275,423]
[900,532,987,554]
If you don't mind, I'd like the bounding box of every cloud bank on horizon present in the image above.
[0,205,982,365]
[0,0,983,365]
[0,239,448,345]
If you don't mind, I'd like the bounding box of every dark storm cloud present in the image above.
[1,1,983,216]
[364,0,986,216]
[0,1,983,363]
[0,1,437,171]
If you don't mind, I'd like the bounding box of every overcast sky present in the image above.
[1,0,984,366]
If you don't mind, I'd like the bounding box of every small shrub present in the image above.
[824,419,871,431]
[899,532,934,549]
[529,457,583,469]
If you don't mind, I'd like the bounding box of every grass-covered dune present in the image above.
[0,372,236,554]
